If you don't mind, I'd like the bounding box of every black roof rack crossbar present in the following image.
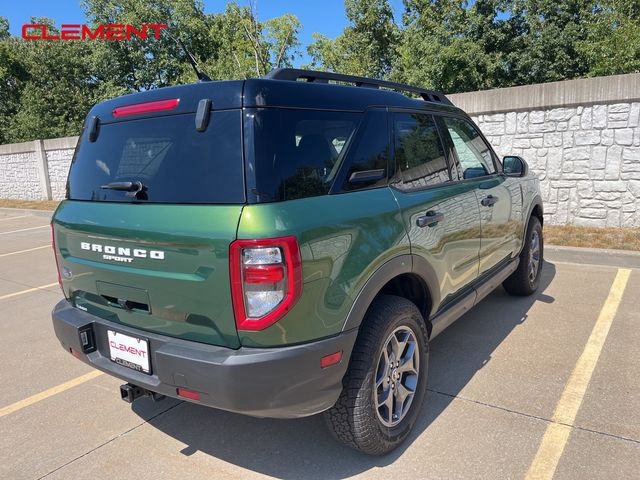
[264,68,452,105]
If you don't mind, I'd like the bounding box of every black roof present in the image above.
[88,69,462,122]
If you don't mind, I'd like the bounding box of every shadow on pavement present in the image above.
[133,262,556,479]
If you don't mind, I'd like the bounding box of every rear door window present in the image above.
[67,111,245,203]
[392,112,451,191]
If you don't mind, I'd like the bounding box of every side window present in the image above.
[340,110,389,192]
[392,112,450,191]
[250,109,361,202]
[442,117,496,180]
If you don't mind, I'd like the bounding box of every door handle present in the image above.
[416,211,445,228]
[481,195,499,207]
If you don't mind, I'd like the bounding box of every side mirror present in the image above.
[503,156,528,177]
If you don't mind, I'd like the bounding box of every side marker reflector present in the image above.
[177,387,201,401]
[321,351,343,368]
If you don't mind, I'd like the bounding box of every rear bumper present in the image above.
[52,300,357,418]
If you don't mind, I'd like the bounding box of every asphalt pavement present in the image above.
[0,210,638,479]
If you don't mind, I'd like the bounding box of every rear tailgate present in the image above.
[53,202,242,348]
[53,96,245,348]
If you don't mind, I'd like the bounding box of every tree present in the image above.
[306,0,398,78]
[81,0,213,92]
[4,18,99,142]
[81,0,301,86]
[505,0,596,85]
[204,2,301,79]
[392,0,509,92]
[0,18,28,144]
[579,0,640,76]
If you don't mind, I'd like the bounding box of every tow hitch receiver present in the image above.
[120,383,149,403]
[120,383,166,403]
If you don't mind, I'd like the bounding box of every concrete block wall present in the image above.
[0,136,78,201]
[45,147,76,200]
[0,143,42,199]
[450,73,640,227]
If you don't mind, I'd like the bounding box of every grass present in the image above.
[544,224,640,251]
[0,199,60,211]
[0,198,638,251]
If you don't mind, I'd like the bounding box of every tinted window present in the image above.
[67,111,244,203]
[341,110,389,192]
[392,113,450,191]
[248,109,361,202]
[443,117,496,179]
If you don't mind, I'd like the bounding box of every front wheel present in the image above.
[324,295,429,455]
[503,216,543,296]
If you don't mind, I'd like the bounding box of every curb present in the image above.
[546,245,640,257]
[0,207,54,219]
[545,245,640,269]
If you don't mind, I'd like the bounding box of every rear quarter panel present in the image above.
[236,188,408,347]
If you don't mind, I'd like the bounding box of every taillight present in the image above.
[112,98,179,117]
[51,223,63,291]
[230,236,302,331]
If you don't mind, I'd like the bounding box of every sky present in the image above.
[2,0,406,66]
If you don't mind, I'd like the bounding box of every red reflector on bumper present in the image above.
[70,348,81,359]
[177,387,201,401]
[320,351,343,368]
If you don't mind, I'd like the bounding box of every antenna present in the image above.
[166,31,211,82]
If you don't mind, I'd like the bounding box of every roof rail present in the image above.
[264,68,452,105]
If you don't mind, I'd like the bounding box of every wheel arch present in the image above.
[517,195,544,256]
[341,254,440,337]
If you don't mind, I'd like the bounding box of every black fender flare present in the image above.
[341,254,440,332]
[518,194,544,255]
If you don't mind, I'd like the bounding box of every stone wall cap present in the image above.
[449,73,640,115]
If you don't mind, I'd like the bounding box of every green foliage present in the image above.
[2,18,99,143]
[0,27,27,144]
[393,0,640,92]
[393,0,505,92]
[577,0,640,76]
[506,0,595,85]
[306,0,398,77]
[204,3,300,79]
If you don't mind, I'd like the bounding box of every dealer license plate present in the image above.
[107,330,150,374]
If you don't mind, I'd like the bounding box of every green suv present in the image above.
[51,68,543,455]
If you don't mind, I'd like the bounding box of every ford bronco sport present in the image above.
[51,68,543,455]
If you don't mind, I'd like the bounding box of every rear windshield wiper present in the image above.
[100,181,147,199]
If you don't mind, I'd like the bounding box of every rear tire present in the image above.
[324,295,429,455]
[503,216,543,296]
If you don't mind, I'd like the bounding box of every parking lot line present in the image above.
[0,215,31,222]
[0,225,49,235]
[0,282,59,301]
[0,245,50,258]
[525,268,632,480]
[0,370,104,418]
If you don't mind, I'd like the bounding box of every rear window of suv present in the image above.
[67,111,245,204]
